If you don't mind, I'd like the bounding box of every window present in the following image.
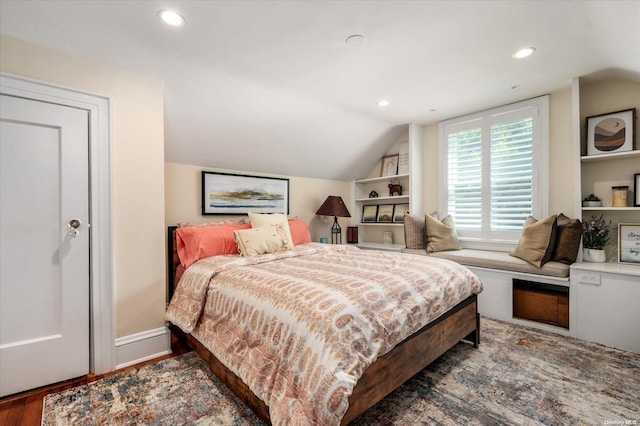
[439,96,549,247]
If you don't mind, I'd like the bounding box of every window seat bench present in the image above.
[401,248,570,279]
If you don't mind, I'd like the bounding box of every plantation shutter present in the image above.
[490,112,534,232]
[446,123,482,232]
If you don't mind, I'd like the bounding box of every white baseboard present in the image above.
[114,326,172,369]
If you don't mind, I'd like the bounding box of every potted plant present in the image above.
[582,215,611,262]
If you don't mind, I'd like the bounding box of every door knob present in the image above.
[68,218,81,237]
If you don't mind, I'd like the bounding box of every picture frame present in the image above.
[392,203,410,223]
[201,171,289,215]
[635,173,640,207]
[380,154,399,177]
[585,108,636,156]
[618,223,640,265]
[376,204,394,223]
[362,205,378,223]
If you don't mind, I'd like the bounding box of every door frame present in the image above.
[1,73,114,374]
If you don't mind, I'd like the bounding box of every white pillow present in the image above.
[247,212,294,250]
[234,225,291,256]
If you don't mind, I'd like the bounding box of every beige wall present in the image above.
[420,90,576,218]
[0,35,166,338]
[165,162,353,242]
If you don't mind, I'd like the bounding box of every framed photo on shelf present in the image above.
[201,171,289,215]
[635,173,640,207]
[380,154,399,177]
[362,205,378,223]
[376,204,394,223]
[618,223,640,264]
[585,108,636,156]
[392,203,410,223]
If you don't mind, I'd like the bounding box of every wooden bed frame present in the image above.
[167,226,480,425]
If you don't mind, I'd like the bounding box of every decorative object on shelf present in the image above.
[383,231,393,246]
[380,154,399,177]
[635,173,640,207]
[368,190,378,198]
[362,205,378,223]
[315,196,351,244]
[582,214,611,262]
[582,194,602,207]
[618,223,640,265]
[388,178,402,196]
[319,238,328,244]
[611,186,629,207]
[347,227,358,244]
[201,171,289,215]
[398,142,409,175]
[392,203,410,223]
[376,204,394,223]
[582,248,606,263]
[585,108,636,156]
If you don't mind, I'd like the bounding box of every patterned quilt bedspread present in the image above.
[166,243,483,425]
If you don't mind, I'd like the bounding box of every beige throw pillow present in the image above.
[234,225,291,256]
[425,214,461,253]
[510,215,558,267]
[248,212,294,250]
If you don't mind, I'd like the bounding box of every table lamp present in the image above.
[315,196,351,244]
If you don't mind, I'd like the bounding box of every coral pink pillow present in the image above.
[288,219,312,245]
[176,223,251,268]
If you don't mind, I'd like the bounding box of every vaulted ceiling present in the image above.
[1,1,639,180]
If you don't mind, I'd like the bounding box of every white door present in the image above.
[0,94,90,397]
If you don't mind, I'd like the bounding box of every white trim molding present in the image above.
[115,327,172,369]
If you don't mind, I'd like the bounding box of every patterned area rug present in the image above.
[42,318,640,425]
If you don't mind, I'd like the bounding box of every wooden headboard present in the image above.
[167,226,179,302]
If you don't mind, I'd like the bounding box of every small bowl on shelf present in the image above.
[582,200,603,207]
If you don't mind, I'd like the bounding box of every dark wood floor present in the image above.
[0,333,191,426]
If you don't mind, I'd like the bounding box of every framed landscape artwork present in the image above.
[201,171,289,215]
[392,203,410,223]
[376,204,394,223]
[362,205,378,223]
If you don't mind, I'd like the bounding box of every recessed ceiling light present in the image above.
[377,99,390,107]
[512,47,536,59]
[346,34,367,47]
[158,10,185,26]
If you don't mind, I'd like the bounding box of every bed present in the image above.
[166,218,483,425]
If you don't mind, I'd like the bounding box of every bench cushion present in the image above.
[401,248,570,278]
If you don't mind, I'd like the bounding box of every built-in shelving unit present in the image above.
[569,74,640,353]
[574,77,640,267]
[352,124,423,251]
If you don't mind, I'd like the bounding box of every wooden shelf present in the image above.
[355,195,409,203]
[354,174,409,184]
[580,149,640,163]
[357,222,404,227]
[582,207,639,211]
